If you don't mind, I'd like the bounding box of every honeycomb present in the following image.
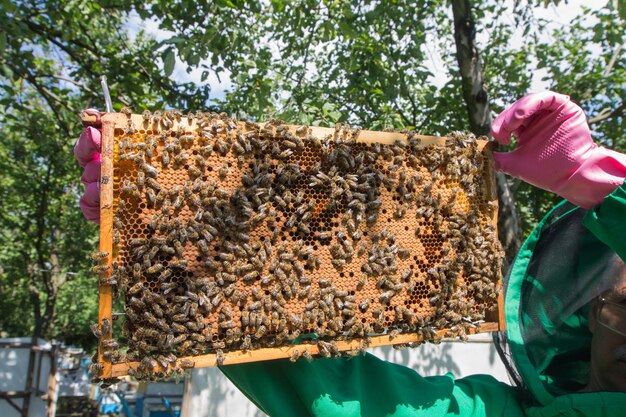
[87,110,502,381]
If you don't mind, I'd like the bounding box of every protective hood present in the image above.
[503,201,620,405]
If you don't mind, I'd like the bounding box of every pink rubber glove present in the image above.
[74,124,102,223]
[74,126,101,167]
[491,91,626,208]
[80,182,101,223]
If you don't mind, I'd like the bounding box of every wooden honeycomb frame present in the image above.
[82,110,505,380]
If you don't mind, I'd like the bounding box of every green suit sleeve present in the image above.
[583,180,626,262]
[220,353,524,417]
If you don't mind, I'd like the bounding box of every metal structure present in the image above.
[0,338,57,417]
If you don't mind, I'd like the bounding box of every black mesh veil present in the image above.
[493,202,621,404]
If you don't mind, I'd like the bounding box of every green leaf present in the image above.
[328,110,341,121]
[1,63,13,79]
[0,31,6,53]
[188,53,200,66]
[168,36,187,44]
[162,47,175,76]
[243,59,257,68]
[2,1,17,13]
[619,0,626,20]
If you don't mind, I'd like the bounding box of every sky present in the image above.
[125,1,605,103]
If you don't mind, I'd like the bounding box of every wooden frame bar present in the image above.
[97,117,115,379]
[109,322,499,377]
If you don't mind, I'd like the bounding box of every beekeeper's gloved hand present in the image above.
[491,91,626,208]
[74,120,102,223]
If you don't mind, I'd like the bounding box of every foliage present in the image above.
[0,0,206,348]
[0,0,624,348]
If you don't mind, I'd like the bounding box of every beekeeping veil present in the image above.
[494,201,625,405]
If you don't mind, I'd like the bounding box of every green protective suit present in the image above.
[221,182,626,416]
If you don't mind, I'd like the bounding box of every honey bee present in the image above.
[127,296,145,311]
[242,271,259,282]
[91,264,110,274]
[160,117,173,130]
[331,259,346,269]
[401,268,413,282]
[180,134,195,147]
[156,283,175,299]
[379,290,395,304]
[146,263,163,274]
[136,327,160,340]
[254,325,268,339]
[129,262,141,279]
[173,153,189,166]
[179,358,195,369]
[128,281,146,296]
[140,110,152,122]
[91,251,110,261]
[188,166,202,179]
[171,322,187,334]
[120,177,135,192]
[90,323,102,338]
[100,318,111,334]
[146,177,161,191]
[217,162,230,180]
[388,328,400,340]
[169,259,188,269]
[100,339,119,350]
[89,363,104,377]
[215,138,231,155]
[295,125,309,136]
[161,150,170,167]
[215,349,225,366]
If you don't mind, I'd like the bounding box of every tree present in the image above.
[0,0,623,347]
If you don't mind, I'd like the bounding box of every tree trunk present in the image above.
[450,0,522,262]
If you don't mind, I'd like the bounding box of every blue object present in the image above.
[161,397,181,417]
[114,391,134,417]
[100,403,120,414]
[148,412,172,417]
[134,395,144,417]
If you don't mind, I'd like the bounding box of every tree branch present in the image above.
[25,20,101,57]
[34,74,100,96]
[603,43,622,78]
[588,101,625,125]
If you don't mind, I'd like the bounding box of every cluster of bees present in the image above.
[90,109,502,381]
